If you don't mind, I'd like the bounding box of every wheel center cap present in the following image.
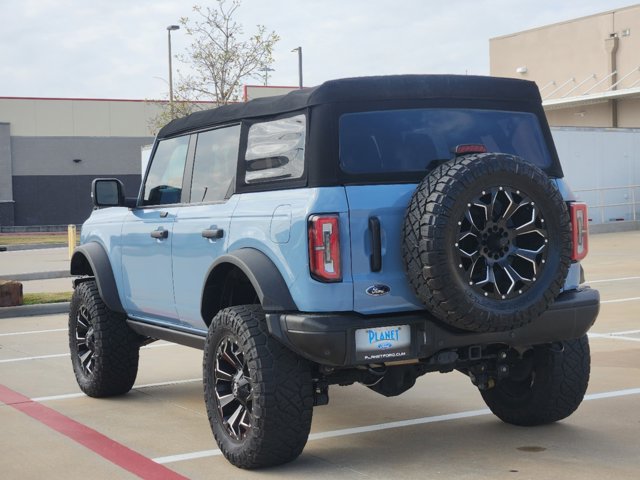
[481,226,510,259]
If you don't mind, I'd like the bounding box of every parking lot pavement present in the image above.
[1,231,639,479]
[0,247,70,280]
[20,277,74,294]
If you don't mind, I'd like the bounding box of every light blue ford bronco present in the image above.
[69,75,599,469]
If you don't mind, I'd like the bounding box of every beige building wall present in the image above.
[0,97,166,137]
[490,4,640,128]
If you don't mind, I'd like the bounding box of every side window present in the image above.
[244,114,305,184]
[143,136,189,206]
[191,125,241,203]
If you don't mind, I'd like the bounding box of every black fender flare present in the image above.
[203,248,297,314]
[70,242,125,313]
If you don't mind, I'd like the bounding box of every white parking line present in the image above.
[152,386,640,465]
[603,329,640,336]
[0,328,67,337]
[0,353,69,364]
[589,333,640,342]
[32,378,202,402]
[587,276,640,284]
[601,296,640,304]
[0,342,179,364]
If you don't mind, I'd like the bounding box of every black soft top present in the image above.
[157,74,542,139]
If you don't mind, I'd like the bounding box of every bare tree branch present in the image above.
[149,0,279,131]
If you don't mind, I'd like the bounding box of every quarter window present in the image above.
[143,136,189,206]
[244,114,305,183]
[191,125,241,203]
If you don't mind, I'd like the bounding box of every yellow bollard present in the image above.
[68,225,77,260]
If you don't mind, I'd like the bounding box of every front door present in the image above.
[120,134,190,322]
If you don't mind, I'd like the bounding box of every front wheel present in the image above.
[480,335,590,426]
[68,280,140,397]
[203,305,314,469]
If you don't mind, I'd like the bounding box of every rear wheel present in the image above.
[480,335,590,426]
[68,280,140,397]
[203,305,314,469]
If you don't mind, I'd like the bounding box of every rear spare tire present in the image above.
[403,153,571,332]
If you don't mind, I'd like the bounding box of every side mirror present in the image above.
[92,178,125,208]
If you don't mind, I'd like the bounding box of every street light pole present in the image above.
[291,46,303,88]
[167,25,180,118]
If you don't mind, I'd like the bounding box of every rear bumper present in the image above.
[265,287,599,367]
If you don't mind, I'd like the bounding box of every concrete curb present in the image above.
[0,271,70,282]
[0,302,70,318]
[0,243,68,251]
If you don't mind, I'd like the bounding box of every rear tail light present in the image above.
[308,214,342,282]
[569,202,589,261]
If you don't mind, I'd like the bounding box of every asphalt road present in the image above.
[1,231,639,479]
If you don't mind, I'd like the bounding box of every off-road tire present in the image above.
[403,153,572,332]
[68,280,140,397]
[481,335,590,426]
[203,305,314,469]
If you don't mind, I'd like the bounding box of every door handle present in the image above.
[369,216,382,272]
[202,228,224,240]
[150,228,169,239]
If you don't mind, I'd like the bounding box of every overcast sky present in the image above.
[0,0,635,100]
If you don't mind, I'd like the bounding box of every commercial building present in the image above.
[0,98,161,227]
[491,4,640,229]
[490,4,640,128]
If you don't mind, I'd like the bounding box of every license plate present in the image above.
[355,324,411,361]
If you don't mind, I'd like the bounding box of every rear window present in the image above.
[339,108,552,174]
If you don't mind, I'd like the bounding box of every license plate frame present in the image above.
[354,324,411,362]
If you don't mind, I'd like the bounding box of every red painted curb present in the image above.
[0,384,189,480]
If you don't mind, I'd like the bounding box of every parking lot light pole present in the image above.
[167,25,180,118]
[291,47,303,88]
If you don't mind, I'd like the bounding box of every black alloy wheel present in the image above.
[74,304,97,375]
[455,185,549,300]
[68,280,140,397]
[213,336,253,441]
[203,305,314,469]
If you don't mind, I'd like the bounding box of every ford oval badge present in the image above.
[366,284,390,296]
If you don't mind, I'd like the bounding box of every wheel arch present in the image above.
[70,242,125,313]
[201,248,297,326]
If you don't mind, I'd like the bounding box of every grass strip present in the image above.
[0,234,80,246]
[23,292,73,305]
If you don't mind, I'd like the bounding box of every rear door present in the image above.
[339,107,558,314]
[172,124,241,330]
[345,185,424,314]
